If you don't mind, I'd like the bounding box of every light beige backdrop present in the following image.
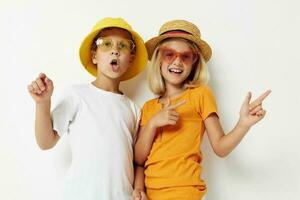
[1,0,299,199]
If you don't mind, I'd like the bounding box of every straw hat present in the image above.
[146,20,212,62]
[79,17,148,81]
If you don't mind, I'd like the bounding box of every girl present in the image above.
[134,20,271,199]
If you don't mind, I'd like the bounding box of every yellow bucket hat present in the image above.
[79,17,148,81]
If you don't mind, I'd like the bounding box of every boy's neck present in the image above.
[92,75,122,94]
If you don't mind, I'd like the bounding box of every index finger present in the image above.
[168,100,186,110]
[250,90,271,107]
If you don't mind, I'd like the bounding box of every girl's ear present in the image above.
[92,51,97,64]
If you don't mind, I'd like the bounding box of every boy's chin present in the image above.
[99,71,126,80]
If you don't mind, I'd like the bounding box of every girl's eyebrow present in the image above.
[160,47,194,54]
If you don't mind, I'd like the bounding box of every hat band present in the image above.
[161,30,192,36]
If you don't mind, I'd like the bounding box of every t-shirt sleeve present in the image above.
[139,102,150,127]
[132,103,141,144]
[195,86,219,120]
[51,87,80,137]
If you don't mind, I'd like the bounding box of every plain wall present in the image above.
[1,0,299,199]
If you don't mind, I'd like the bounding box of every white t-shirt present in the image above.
[51,83,140,200]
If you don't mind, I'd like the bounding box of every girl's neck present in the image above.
[162,83,185,99]
[92,73,121,94]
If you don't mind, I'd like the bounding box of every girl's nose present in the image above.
[172,56,183,65]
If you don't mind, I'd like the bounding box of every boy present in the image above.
[28,17,148,200]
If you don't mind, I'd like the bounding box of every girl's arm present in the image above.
[133,165,148,200]
[134,124,157,166]
[28,73,60,150]
[134,99,186,165]
[205,90,271,157]
[204,114,250,157]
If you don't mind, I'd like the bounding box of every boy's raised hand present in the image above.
[239,90,271,128]
[28,73,54,104]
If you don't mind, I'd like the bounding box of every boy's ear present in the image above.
[91,51,97,64]
[129,54,135,64]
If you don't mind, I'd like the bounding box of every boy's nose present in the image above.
[111,51,120,56]
[110,43,120,56]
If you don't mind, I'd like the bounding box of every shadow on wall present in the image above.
[120,63,155,106]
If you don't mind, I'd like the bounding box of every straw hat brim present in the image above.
[146,34,212,62]
[79,27,148,81]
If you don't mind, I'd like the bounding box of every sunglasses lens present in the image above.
[161,49,176,63]
[160,47,196,65]
[96,38,134,54]
[97,38,113,51]
[180,52,195,65]
[118,40,134,54]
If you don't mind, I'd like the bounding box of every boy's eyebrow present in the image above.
[98,27,134,40]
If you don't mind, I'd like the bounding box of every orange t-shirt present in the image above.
[140,86,218,190]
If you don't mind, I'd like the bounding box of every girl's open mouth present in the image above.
[168,67,183,74]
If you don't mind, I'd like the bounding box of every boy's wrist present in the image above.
[36,100,51,109]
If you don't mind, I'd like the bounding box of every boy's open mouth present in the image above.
[168,67,183,74]
[110,59,119,72]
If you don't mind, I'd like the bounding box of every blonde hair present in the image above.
[148,38,210,96]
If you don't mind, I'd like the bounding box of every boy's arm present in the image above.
[28,73,59,150]
[35,102,60,150]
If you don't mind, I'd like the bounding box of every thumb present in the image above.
[39,72,46,79]
[165,97,171,108]
[44,76,53,87]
